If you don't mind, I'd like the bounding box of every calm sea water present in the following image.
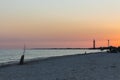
[0,49,102,64]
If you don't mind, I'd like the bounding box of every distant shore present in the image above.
[30,48,103,50]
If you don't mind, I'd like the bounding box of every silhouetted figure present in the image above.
[19,54,24,65]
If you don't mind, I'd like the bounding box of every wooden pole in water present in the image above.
[19,44,25,65]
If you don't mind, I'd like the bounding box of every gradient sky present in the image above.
[0,0,120,49]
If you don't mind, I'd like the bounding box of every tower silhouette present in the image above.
[108,40,110,47]
[93,40,96,49]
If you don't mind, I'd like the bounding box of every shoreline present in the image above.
[0,51,103,68]
[0,51,106,68]
[0,49,102,67]
[0,52,120,80]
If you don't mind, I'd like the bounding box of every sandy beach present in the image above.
[0,52,120,80]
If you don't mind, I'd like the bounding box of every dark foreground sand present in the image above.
[0,52,120,80]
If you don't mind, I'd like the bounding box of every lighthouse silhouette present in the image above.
[93,40,96,49]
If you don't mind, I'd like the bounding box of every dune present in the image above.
[0,52,120,80]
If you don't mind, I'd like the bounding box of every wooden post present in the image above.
[19,54,24,65]
[19,44,26,65]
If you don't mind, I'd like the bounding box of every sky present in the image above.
[0,0,120,49]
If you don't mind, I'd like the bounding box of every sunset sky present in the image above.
[0,0,120,49]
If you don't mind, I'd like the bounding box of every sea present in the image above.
[0,49,102,65]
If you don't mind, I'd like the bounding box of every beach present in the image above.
[0,52,120,80]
